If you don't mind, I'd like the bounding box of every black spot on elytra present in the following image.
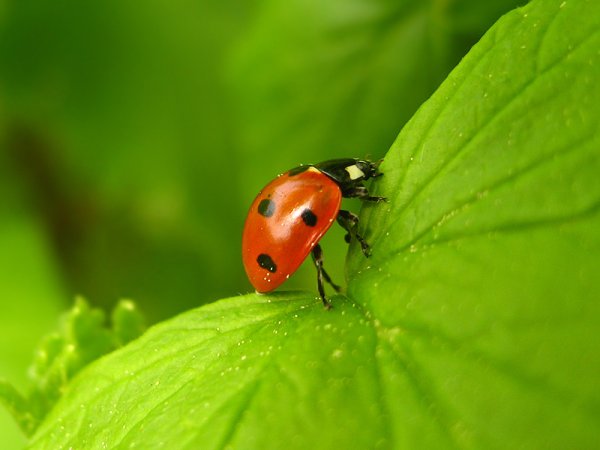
[288,165,310,176]
[258,198,275,217]
[301,208,317,227]
[257,253,277,273]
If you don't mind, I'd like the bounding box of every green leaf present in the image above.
[29,294,391,449]
[347,0,600,446]
[25,0,600,448]
[0,298,146,436]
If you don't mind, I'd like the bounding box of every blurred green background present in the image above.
[0,0,524,446]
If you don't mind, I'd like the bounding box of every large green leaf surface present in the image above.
[28,0,600,448]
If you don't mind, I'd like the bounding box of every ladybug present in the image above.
[242,158,385,308]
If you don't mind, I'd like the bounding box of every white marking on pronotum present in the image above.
[345,164,364,180]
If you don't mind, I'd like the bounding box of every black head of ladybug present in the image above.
[314,158,385,201]
[315,158,382,191]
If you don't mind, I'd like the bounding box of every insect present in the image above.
[242,158,385,308]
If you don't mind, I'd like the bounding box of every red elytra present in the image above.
[242,158,384,307]
[242,167,342,292]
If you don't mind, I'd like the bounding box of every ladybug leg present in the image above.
[342,185,387,203]
[311,243,340,309]
[337,210,371,257]
[322,266,342,293]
